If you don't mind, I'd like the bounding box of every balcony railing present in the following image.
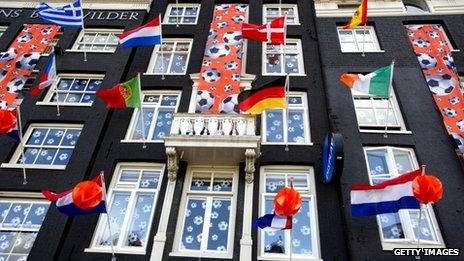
[170,113,256,137]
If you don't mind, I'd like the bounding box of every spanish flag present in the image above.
[344,0,368,29]
[238,77,286,115]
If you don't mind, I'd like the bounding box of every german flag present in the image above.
[238,77,286,115]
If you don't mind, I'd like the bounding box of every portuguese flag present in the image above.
[96,75,141,108]
[238,77,286,115]
[340,64,393,98]
[344,0,368,29]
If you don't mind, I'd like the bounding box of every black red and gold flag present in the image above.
[238,77,286,115]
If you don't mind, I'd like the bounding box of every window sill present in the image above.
[359,129,412,135]
[341,50,385,53]
[162,23,198,25]
[36,102,94,107]
[84,247,146,255]
[65,49,116,54]
[258,256,322,261]
[143,72,187,76]
[1,163,66,170]
[120,139,164,144]
[262,73,307,77]
[381,241,445,251]
[169,251,232,259]
[262,142,314,146]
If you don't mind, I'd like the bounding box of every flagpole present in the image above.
[100,171,116,261]
[159,14,165,80]
[362,23,366,57]
[16,106,28,185]
[175,0,179,27]
[415,165,426,260]
[80,0,87,61]
[52,47,60,116]
[383,60,395,138]
[282,15,290,152]
[138,73,147,149]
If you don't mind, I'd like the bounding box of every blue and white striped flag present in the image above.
[37,0,84,28]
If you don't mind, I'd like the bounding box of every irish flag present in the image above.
[96,75,141,108]
[340,64,394,98]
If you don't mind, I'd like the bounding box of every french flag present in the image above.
[254,213,292,231]
[31,52,56,96]
[42,173,107,216]
[118,16,162,48]
[351,169,421,217]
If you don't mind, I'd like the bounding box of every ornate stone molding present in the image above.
[244,149,256,184]
[166,147,179,182]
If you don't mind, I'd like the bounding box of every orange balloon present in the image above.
[274,187,302,216]
[0,110,17,134]
[72,181,103,210]
[412,175,443,204]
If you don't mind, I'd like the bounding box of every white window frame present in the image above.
[85,162,165,255]
[258,165,321,260]
[337,26,384,53]
[163,4,201,25]
[0,192,50,261]
[170,165,238,259]
[262,39,306,76]
[36,73,105,107]
[261,92,312,145]
[1,123,84,170]
[262,4,300,25]
[123,90,181,143]
[352,89,410,134]
[363,146,445,250]
[145,38,193,75]
[0,26,7,38]
[69,28,122,53]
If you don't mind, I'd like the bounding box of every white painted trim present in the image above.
[337,26,383,53]
[0,191,46,199]
[262,39,306,76]
[262,4,301,25]
[146,38,193,75]
[163,4,201,25]
[70,28,122,53]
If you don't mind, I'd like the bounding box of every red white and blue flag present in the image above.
[42,173,107,216]
[31,52,56,96]
[254,213,292,231]
[118,16,162,48]
[351,169,421,217]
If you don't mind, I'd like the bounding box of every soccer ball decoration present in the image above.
[425,74,455,96]
[235,4,247,12]
[231,15,246,24]
[205,44,230,59]
[0,48,17,61]
[0,69,7,81]
[232,73,240,82]
[416,53,436,70]
[452,133,464,149]
[17,33,33,43]
[217,22,228,29]
[40,26,54,35]
[196,90,214,113]
[223,31,243,46]
[443,55,457,72]
[16,53,40,70]
[202,69,221,83]
[457,120,464,131]
[441,108,457,118]
[6,76,26,93]
[128,232,142,246]
[413,38,430,48]
[448,96,460,105]
[427,30,440,39]
[219,94,239,114]
[224,61,239,70]
[224,84,233,92]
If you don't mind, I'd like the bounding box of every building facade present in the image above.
[0,0,462,261]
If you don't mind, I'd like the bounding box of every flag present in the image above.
[238,77,286,115]
[0,48,17,62]
[242,17,285,44]
[96,75,141,108]
[344,0,368,29]
[340,64,393,98]
[0,89,18,109]
[31,52,56,96]
[118,16,162,48]
[42,173,106,216]
[351,169,421,217]
[37,0,84,28]
[254,213,292,231]
[5,109,19,140]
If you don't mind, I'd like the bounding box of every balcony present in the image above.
[163,113,261,166]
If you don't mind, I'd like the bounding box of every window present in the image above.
[364,147,444,250]
[37,74,104,106]
[88,163,164,254]
[263,39,305,75]
[70,29,122,53]
[337,26,382,53]
[259,166,320,259]
[263,4,299,25]
[163,4,200,25]
[1,124,83,170]
[403,0,429,14]
[0,26,7,38]
[352,89,408,132]
[0,197,50,261]
[172,167,237,258]
[146,39,192,75]
[124,91,181,142]
[262,92,311,145]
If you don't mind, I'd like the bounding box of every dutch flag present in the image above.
[30,52,56,96]
[351,169,421,217]
[118,16,162,48]
[37,0,84,28]
[254,213,292,231]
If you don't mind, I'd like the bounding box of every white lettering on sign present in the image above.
[26,10,139,20]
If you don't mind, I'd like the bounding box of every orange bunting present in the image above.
[412,175,443,204]
[72,180,103,210]
[274,183,302,216]
[0,110,17,134]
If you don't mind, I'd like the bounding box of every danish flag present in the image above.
[241,17,285,44]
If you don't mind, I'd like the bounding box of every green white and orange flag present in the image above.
[96,75,141,108]
[340,64,394,98]
[344,0,368,29]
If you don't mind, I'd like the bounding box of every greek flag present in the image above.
[37,0,84,28]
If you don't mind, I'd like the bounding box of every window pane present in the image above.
[124,194,155,247]
[152,109,174,140]
[263,197,285,254]
[291,198,313,255]
[366,149,390,175]
[378,213,405,239]
[376,109,398,126]
[170,53,188,74]
[191,173,212,191]
[119,170,140,183]
[61,129,81,146]
[23,203,49,229]
[131,109,154,140]
[393,150,414,173]
[266,54,282,74]
[180,198,206,250]
[285,54,300,74]
[35,148,57,165]
[160,95,178,106]
[341,42,358,52]
[289,175,308,189]
[338,31,354,42]
[99,192,131,246]
[287,109,306,143]
[266,110,284,142]
[266,174,286,193]
[26,129,47,145]
[212,175,233,192]
[410,209,437,242]
[356,109,376,125]
[139,171,160,189]
[207,199,231,251]
[3,203,29,228]
[43,129,64,146]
